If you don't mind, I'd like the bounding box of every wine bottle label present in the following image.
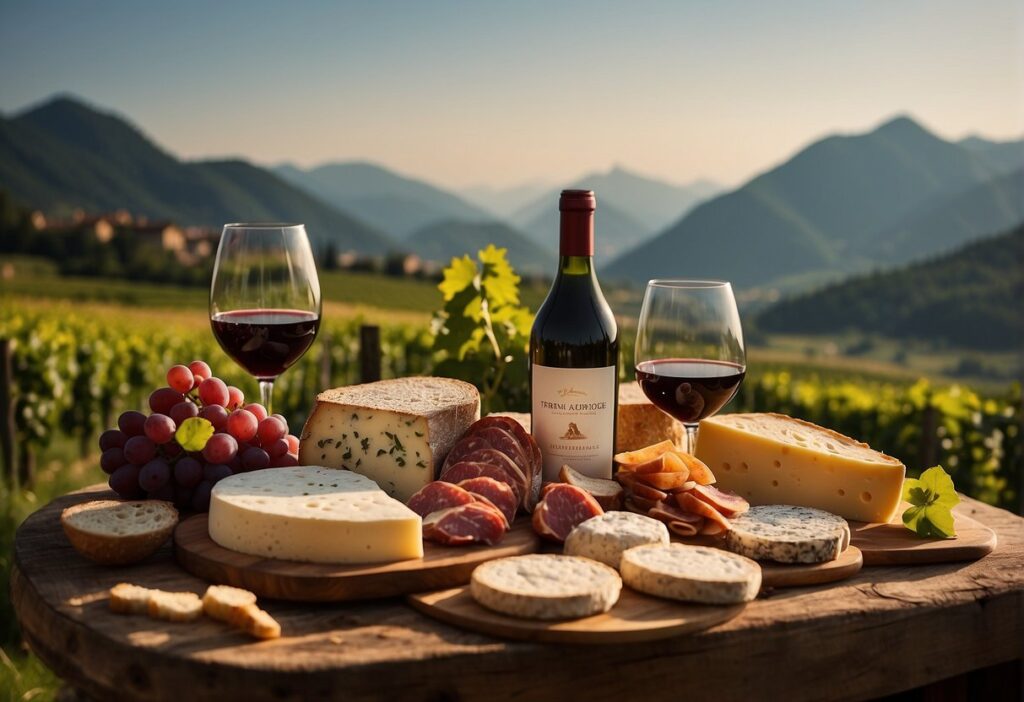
[531,364,616,481]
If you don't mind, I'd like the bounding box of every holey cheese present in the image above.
[696,413,905,523]
[299,377,480,501]
[208,467,423,564]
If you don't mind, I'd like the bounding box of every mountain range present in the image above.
[605,116,1024,288]
[755,221,1024,351]
[0,96,387,253]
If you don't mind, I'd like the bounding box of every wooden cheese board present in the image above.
[174,514,540,602]
[408,585,745,644]
[849,507,997,565]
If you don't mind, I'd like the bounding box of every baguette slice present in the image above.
[147,591,204,622]
[559,465,624,510]
[227,603,282,639]
[109,583,156,615]
[202,585,258,622]
[62,500,178,565]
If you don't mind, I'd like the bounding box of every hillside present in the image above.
[958,135,1024,175]
[605,116,1004,288]
[405,219,551,273]
[861,168,1024,264]
[274,161,493,238]
[0,96,389,253]
[459,181,551,219]
[756,222,1024,350]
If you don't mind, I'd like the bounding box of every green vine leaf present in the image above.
[902,465,959,539]
[176,416,214,452]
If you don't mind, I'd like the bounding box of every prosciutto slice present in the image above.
[422,502,507,546]
[458,477,518,526]
[406,481,476,518]
[531,484,603,543]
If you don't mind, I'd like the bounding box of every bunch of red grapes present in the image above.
[98,360,301,511]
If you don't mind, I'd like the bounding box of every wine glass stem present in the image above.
[259,380,274,415]
[684,423,699,454]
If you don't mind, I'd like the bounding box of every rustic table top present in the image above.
[12,485,1024,702]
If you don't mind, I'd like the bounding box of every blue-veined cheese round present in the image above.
[724,505,850,564]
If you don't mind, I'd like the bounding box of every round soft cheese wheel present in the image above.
[725,505,850,564]
[563,511,669,568]
[620,543,761,604]
[470,554,622,620]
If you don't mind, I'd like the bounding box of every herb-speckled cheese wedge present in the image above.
[563,511,669,568]
[470,555,622,620]
[620,544,761,604]
[725,505,850,564]
[298,378,480,501]
[208,467,423,564]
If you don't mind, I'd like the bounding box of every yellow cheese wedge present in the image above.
[695,413,905,523]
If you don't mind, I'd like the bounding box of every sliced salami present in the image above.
[441,436,494,473]
[458,477,518,525]
[689,483,749,518]
[440,461,523,502]
[406,481,476,518]
[676,492,732,535]
[470,416,542,510]
[472,426,531,482]
[459,448,530,504]
[423,502,507,546]
[531,483,604,543]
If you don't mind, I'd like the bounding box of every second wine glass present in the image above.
[634,279,746,454]
[210,223,322,413]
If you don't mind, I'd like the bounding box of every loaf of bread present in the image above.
[62,500,178,565]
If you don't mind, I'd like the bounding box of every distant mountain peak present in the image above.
[874,114,929,138]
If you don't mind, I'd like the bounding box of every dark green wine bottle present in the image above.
[529,190,619,480]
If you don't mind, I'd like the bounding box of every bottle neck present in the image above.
[558,255,594,276]
[559,209,594,257]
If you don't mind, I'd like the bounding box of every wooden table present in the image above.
[12,485,1024,702]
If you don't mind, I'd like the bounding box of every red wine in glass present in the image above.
[211,309,320,380]
[635,359,746,424]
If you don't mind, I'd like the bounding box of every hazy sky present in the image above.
[1,0,1021,189]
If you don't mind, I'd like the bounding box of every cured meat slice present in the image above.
[439,461,523,502]
[689,483,749,518]
[441,436,494,473]
[667,519,704,537]
[676,492,732,535]
[647,500,705,537]
[423,502,507,546]
[472,427,531,483]
[633,471,693,491]
[406,481,475,518]
[616,472,670,503]
[470,416,543,505]
[459,448,530,506]
[531,484,604,543]
[458,477,518,525]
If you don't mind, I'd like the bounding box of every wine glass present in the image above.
[634,280,746,454]
[210,223,322,413]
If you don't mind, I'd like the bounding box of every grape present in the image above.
[123,435,157,465]
[169,400,199,425]
[227,409,258,442]
[241,447,270,471]
[203,463,233,483]
[163,442,183,459]
[257,417,287,446]
[271,413,289,431]
[100,448,125,474]
[269,453,299,468]
[174,485,194,509]
[199,404,229,431]
[150,387,184,415]
[174,457,203,488]
[147,484,176,501]
[244,403,268,422]
[227,386,244,410]
[192,481,214,511]
[188,360,212,384]
[202,433,238,464]
[144,414,176,444]
[99,429,127,451]
[118,411,147,437]
[109,464,141,498]
[266,438,289,458]
[198,377,230,407]
[139,459,171,492]
[166,365,195,394]
[285,434,300,454]
[229,453,243,472]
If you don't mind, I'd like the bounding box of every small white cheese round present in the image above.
[563,511,669,568]
[470,554,622,620]
[620,543,761,604]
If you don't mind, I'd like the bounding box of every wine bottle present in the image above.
[530,189,619,480]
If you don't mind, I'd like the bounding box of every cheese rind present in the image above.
[696,413,905,523]
[209,467,423,564]
[725,505,850,564]
[620,544,761,604]
[298,377,480,501]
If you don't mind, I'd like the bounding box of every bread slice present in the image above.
[470,554,621,620]
[62,500,178,565]
[617,382,684,452]
[227,603,281,639]
[620,543,761,604]
[109,583,156,615]
[147,590,204,622]
[202,585,258,622]
[559,465,624,510]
